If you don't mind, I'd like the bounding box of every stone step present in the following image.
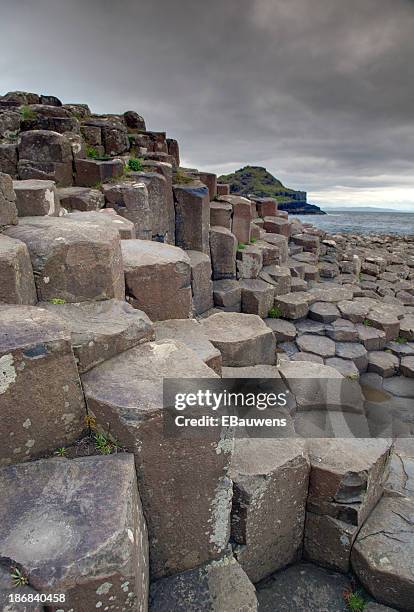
[230,438,309,583]
[122,239,192,321]
[173,183,210,253]
[149,553,257,612]
[0,171,18,226]
[200,312,276,367]
[187,250,214,315]
[212,279,241,312]
[0,235,37,305]
[82,339,231,579]
[41,299,154,373]
[68,209,136,240]
[57,186,105,212]
[13,179,60,217]
[5,216,125,303]
[154,319,222,374]
[351,496,414,610]
[0,305,86,466]
[209,226,237,280]
[240,278,274,318]
[0,454,148,611]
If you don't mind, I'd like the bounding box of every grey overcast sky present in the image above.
[1,0,414,209]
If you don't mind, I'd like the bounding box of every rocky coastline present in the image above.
[0,89,413,612]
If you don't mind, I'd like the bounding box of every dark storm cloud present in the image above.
[1,0,414,203]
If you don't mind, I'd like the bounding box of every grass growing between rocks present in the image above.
[343,589,366,611]
[20,105,37,121]
[11,567,28,587]
[394,335,407,344]
[363,319,372,327]
[173,170,194,185]
[49,297,66,305]
[238,242,246,250]
[128,157,143,172]
[268,306,282,318]
[54,447,67,457]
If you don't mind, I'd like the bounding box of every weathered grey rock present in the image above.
[261,265,291,295]
[237,245,262,279]
[240,279,274,318]
[0,235,37,305]
[122,239,192,321]
[70,208,136,239]
[187,250,214,315]
[264,318,297,342]
[400,316,414,340]
[216,183,230,196]
[210,201,232,229]
[0,305,85,466]
[351,497,414,610]
[296,334,336,358]
[18,129,72,163]
[278,361,364,414]
[149,554,257,612]
[307,439,391,526]
[263,216,291,237]
[309,301,340,323]
[0,172,18,226]
[6,216,125,302]
[274,292,310,320]
[102,181,151,239]
[291,352,324,364]
[366,309,401,341]
[254,240,281,266]
[82,340,230,578]
[230,439,309,583]
[325,357,360,379]
[368,351,399,377]
[0,454,149,611]
[74,158,124,188]
[356,323,387,350]
[401,356,414,377]
[174,184,210,253]
[213,279,241,312]
[222,365,282,378]
[256,562,350,612]
[383,375,414,398]
[41,299,154,373]
[210,226,237,280]
[325,318,358,342]
[57,186,105,212]
[309,285,353,303]
[335,342,368,371]
[133,171,175,244]
[262,233,289,263]
[295,319,326,336]
[304,513,358,572]
[200,312,276,366]
[13,179,60,217]
[18,158,73,187]
[154,319,222,374]
[0,142,18,177]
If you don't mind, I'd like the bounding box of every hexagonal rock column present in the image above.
[213,279,241,312]
[154,319,222,374]
[240,279,274,318]
[5,216,125,303]
[136,171,175,244]
[230,438,309,583]
[122,240,192,321]
[263,216,292,237]
[231,198,252,244]
[13,179,60,217]
[173,184,210,253]
[57,186,105,212]
[102,181,152,239]
[260,265,291,295]
[237,245,263,279]
[187,250,214,315]
[41,299,154,373]
[0,305,86,466]
[0,143,18,178]
[149,553,257,612]
[351,497,414,610]
[216,183,230,196]
[0,235,37,305]
[303,439,391,573]
[275,292,311,320]
[0,172,18,226]
[0,454,149,611]
[69,209,136,240]
[253,197,278,217]
[210,201,232,228]
[82,339,232,578]
[200,312,276,366]
[74,158,124,188]
[210,226,237,280]
[17,130,73,187]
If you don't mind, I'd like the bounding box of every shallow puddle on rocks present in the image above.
[360,384,391,403]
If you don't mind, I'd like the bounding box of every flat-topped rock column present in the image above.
[174,183,210,253]
[0,235,37,304]
[122,239,192,321]
[13,179,60,217]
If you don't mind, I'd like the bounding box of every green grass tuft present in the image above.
[128,157,143,172]
[49,297,66,305]
[268,306,282,319]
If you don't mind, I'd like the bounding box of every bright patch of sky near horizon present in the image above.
[1,0,414,211]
